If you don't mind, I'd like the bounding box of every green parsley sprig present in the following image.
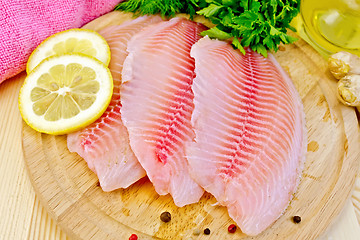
[115,0,300,57]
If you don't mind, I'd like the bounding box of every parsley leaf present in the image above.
[197,4,223,18]
[114,0,200,18]
[114,0,300,57]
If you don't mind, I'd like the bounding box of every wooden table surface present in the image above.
[1,71,360,239]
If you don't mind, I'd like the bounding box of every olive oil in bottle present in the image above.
[291,0,360,58]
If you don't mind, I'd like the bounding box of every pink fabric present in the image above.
[0,0,124,84]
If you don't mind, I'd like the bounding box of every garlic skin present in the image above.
[328,51,360,79]
[337,75,360,107]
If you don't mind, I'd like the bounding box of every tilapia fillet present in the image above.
[121,18,207,207]
[187,37,306,235]
[67,15,162,191]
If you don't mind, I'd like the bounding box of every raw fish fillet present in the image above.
[121,18,207,207]
[67,15,162,191]
[187,37,306,235]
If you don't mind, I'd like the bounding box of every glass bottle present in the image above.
[291,0,360,58]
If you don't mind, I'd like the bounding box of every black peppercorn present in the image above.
[293,215,301,223]
[160,211,171,222]
[204,228,210,235]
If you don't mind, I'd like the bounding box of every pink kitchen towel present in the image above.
[0,0,124,84]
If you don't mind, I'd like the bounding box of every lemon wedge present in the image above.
[26,29,110,73]
[19,54,113,135]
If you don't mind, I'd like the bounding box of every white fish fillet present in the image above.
[121,18,207,207]
[187,36,306,235]
[67,15,162,191]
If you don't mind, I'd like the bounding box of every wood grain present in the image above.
[21,12,360,240]
[353,177,360,224]
[0,74,35,240]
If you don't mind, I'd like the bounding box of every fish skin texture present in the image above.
[187,36,306,235]
[121,18,207,207]
[67,15,163,191]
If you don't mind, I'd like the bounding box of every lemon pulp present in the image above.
[50,38,97,58]
[31,63,100,121]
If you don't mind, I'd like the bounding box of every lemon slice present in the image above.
[26,29,110,73]
[19,54,113,135]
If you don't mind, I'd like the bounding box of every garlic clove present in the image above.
[337,75,360,107]
[328,57,350,79]
[329,51,360,80]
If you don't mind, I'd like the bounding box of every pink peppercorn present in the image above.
[228,224,237,233]
[129,234,138,240]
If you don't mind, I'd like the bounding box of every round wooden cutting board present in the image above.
[22,11,360,240]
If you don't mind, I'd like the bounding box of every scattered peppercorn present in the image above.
[193,228,201,236]
[228,224,237,233]
[96,181,100,187]
[293,216,301,223]
[160,211,171,223]
[129,234,138,240]
[204,228,210,235]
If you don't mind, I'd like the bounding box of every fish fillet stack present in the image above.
[67,16,306,236]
